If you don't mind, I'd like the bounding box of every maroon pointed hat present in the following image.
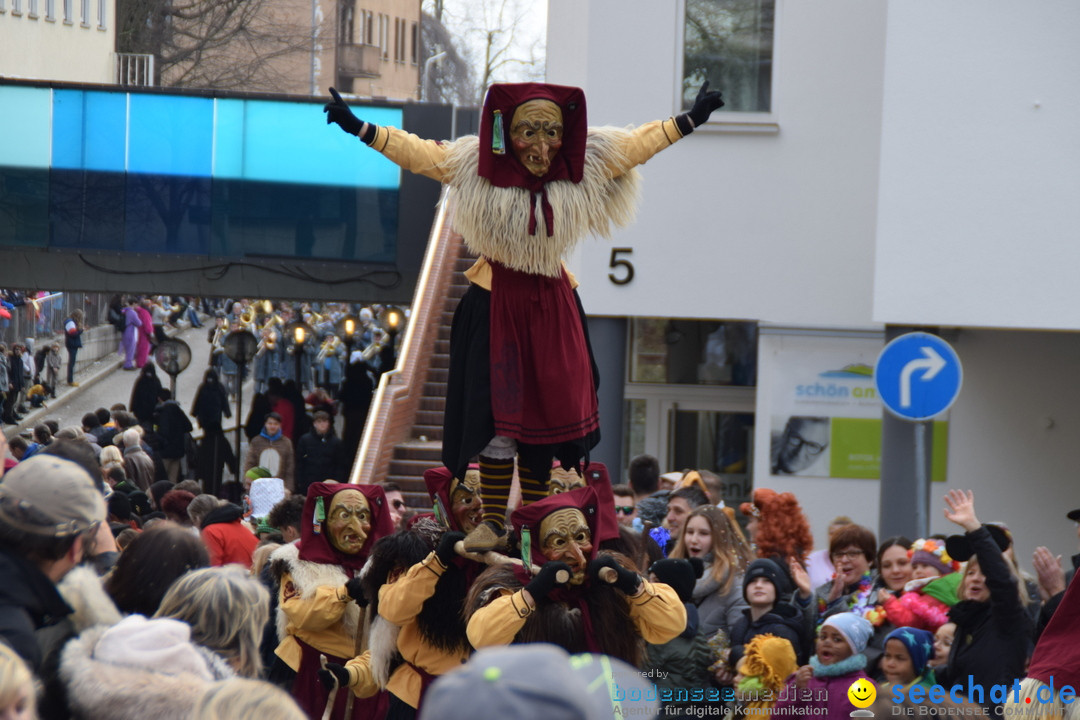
[424,464,479,533]
[510,484,619,569]
[298,482,395,574]
[477,82,587,189]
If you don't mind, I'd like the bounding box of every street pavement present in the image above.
[6,322,254,482]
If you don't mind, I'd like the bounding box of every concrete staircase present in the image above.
[384,250,474,510]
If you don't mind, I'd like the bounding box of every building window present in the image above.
[411,22,418,65]
[63,0,71,23]
[80,0,88,25]
[46,0,55,20]
[384,13,393,59]
[28,0,37,18]
[630,318,757,386]
[682,0,774,115]
[96,0,104,27]
[340,0,354,44]
[12,0,21,15]
[363,10,373,45]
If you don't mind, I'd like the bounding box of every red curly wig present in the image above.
[740,487,814,565]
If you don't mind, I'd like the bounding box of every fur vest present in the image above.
[444,128,643,277]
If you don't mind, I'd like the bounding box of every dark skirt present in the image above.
[292,639,389,720]
[441,262,600,482]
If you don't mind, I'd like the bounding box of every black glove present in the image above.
[676,80,725,135]
[324,87,366,137]
[318,662,351,691]
[687,80,724,126]
[344,576,368,607]
[589,556,640,595]
[436,531,466,566]
[524,561,572,602]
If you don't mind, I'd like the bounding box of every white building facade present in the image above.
[0,0,116,83]
[547,0,1080,560]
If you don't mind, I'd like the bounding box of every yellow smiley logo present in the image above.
[847,678,876,709]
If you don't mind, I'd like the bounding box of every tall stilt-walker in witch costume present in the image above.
[269,482,394,720]
[463,485,687,664]
[324,80,725,551]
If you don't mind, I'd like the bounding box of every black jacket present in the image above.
[295,430,344,495]
[728,600,809,667]
[153,399,194,459]
[940,525,1031,708]
[0,548,73,673]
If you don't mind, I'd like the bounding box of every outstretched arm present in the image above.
[324,87,449,182]
[604,80,726,177]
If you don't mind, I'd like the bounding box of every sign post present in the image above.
[875,332,962,538]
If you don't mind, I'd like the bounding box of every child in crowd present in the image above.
[727,558,807,668]
[0,642,35,720]
[927,622,955,674]
[732,634,797,715]
[879,538,960,632]
[880,626,936,690]
[771,612,874,717]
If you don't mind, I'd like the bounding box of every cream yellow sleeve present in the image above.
[344,651,381,698]
[627,579,688,645]
[378,552,446,625]
[466,588,533,649]
[605,118,687,178]
[368,125,450,183]
[279,572,352,632]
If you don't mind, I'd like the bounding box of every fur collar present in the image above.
[56,565,123,634]
[444,127,642,277]
[270,542,360,643]
[60,623,233,720]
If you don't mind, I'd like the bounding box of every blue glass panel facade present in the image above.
[128,94,214,177]
[0,84,405,261]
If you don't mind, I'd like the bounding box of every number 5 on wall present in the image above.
[608,247,634,285]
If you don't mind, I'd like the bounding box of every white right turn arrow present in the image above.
[899,346,946,408]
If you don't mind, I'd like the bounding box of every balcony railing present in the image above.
[116,53,155,87]
[337,43,380,79]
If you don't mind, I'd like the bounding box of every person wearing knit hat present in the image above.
[881,626,936,690]
[324,77,726,556]
[771,612,873,718]
[910,538,959,578]
[733,634,797,712]
[727,558,807,668]
[880,538,961,633]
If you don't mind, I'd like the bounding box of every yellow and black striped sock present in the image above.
[478,455,514,529]
[518,464,548,506]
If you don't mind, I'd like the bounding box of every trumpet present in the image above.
[240,307,255,325]
[316,335,341,364]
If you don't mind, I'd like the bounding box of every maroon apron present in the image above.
[488,261,599,445]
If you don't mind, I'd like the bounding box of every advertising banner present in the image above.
[767,333,947,480]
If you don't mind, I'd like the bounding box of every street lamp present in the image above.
[341,315,358,362]
[223,329,259,476]
[287,321,313,390]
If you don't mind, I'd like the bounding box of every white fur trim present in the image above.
[367,614,402,689]
[444,127,643,277]
[271,542,360,643]
[57,564,122,633]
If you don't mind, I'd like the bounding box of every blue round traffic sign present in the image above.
[874,332,962,421]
